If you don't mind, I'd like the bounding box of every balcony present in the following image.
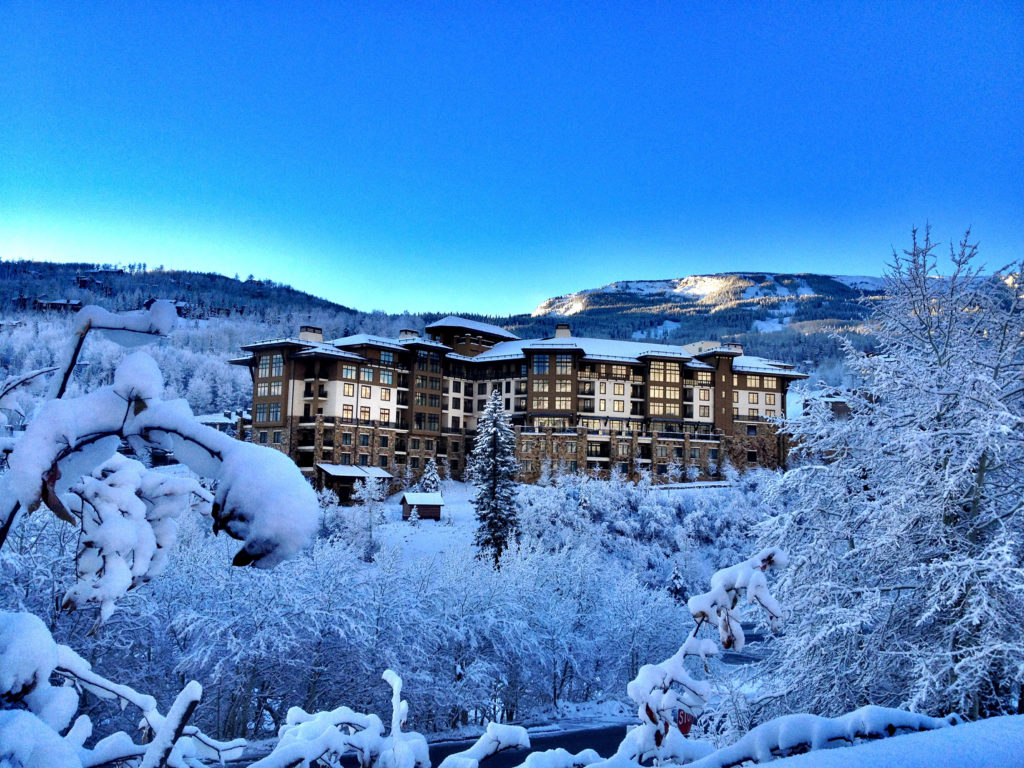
[577,382,595,396]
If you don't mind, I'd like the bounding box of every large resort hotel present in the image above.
[232,317,806,498]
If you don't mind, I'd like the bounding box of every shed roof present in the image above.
[317,464,393,479]
[401,492,445,506]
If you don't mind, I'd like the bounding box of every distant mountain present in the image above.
[517,272,883,341]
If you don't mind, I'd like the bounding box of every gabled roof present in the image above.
[425,316,520,341]
[471,335,696,365]
[732,355,808,378]
[329,334,408,352]
[401,492,445,506]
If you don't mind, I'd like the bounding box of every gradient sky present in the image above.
[1,2,1022,314]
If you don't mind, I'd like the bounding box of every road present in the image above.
[428,724,629,768]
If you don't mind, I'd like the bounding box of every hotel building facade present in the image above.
[231,317,806,496]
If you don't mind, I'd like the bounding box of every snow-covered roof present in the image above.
[195,410,250,424]
[472,335,696,364]
[732,355,808,378]
[425,316,520,340]
[398,337,452,351]
[329,334,408,352]
[292,345,365,361]
[316,464,393,479]
[401,492,444,506]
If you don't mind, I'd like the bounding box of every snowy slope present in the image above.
[533,273,884,318]
[762,715,1023,768]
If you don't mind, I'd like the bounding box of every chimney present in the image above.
[298,325,323,342]
[398,328,420,340]
[554,323,571,339]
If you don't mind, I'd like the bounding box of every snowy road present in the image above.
[429,724,629,768]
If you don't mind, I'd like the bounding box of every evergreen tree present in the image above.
[759,229,1024,719]
[353,478,386,563]
[419,457,441,493]
[468,389,520,566]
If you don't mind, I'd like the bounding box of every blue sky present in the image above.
[1,2,1021,314]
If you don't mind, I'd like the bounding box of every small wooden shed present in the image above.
[401,492,444,521]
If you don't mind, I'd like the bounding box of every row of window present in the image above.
[734,408,776,418]
[532,379,574,393]
[340,365,396,385]
[257,354,284,378]
[732,374,778,389]
[732,391,777,405]
[254,403,282,422]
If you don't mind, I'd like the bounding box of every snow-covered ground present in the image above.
[376,480,477,558]
[763,715,1023,768]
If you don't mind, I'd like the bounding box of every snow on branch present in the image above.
[682,706,960,768]
[437,723,531,768]
[0,611,244,768]
[253,671,430,768]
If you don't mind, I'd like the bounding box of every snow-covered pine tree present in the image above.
[353,478,386,562]
[419,457,441,493]
[468,389,520,566]
[759,228,1024,719]
[409,505,420,526]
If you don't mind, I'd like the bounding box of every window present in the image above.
[650,385,664,399]
[765,393,776,405]
[690,448,700,459]
[709,448,719,460]
[748,392,759,404]
[747,450,758,463]
[343,382,355,397]
[451,441,460,453]
[533,355,550,375]
[665,387,680,400]
[650,361,665,381]
[599,382,607,394]
[650,402,665,415]
[732,375,739,386]
[598,399,606,411]
[411,438,420,449]
[381,351,394,365]
[766,409,776,417]
[342,365,356,379]
[381,388,391,401]
[614,400,624,412]
[532,396,548,410]
[428,414,439,430]
[410,457,420,469]
[259,431,268,444]
[380,370,394,385]
[342,404,353,420]
[429,394,440,408]
[699,389,710,401]
[732,390,739,403]
[379,455,388,467]
[614,382,624,396]
[430,377,441,390]
[269,403,281,421]
[357,433,369,447]
[555,397,572,410]
[611,364,627,378]
[452,397,461,409]
[381,436,390,448]
[533,380,550,392]
[555,354,572,375]
[380,408,390,423]
[763,376,777,389]
[360,367,373,382]
[257,382,268,396]
[272,430,281,443]
[733,407,739,416]
[425,439,434,451]
[254,404,268,421]
[258,355,271,377]
[358,385,369,399]
[657,445,668,458]
[415,375,427,388]
[360,406,371,420]
[696,371,712,385]
[749,408,759,417]
[556,379,572,393]
[746,375,761,388]
[477,382,488,395]
[505,398,511,410]
[340,453,351,465]
[566,442,576,453]
[747,425,758,436]
[358,454,369,466]
[505,381,511,393]
[477,399,486,411]
[699,405,710,417]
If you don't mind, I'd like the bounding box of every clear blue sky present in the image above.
[1,2,1021,314]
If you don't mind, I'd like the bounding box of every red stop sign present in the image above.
[677,709,695,736]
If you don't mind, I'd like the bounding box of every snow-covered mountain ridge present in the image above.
[532,273,883,317]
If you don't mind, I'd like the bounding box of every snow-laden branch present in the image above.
[252,671,431,768]
[437,723,531,768]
